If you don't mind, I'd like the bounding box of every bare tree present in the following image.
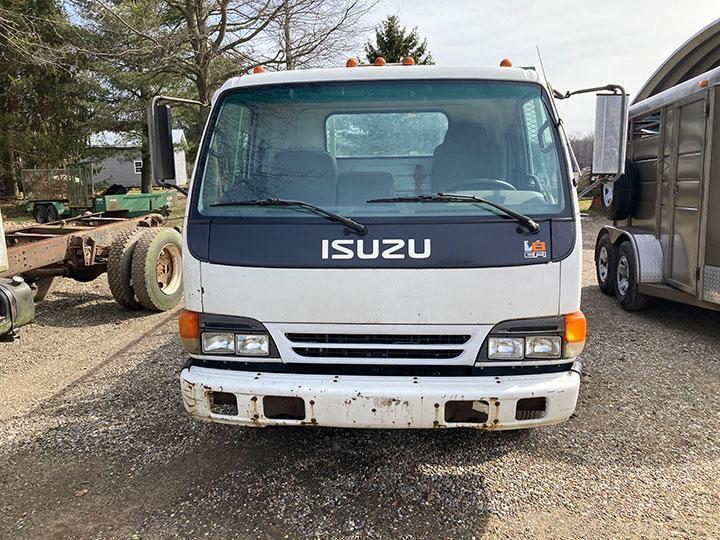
[569,134,594,170]
[272,0,377,70]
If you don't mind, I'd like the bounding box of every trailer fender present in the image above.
[597,226,664,284]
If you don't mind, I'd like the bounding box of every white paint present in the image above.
[199,262,563,325]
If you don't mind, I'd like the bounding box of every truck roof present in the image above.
[213,65,542,103]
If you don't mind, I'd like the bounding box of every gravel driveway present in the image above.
[1,215,718,539]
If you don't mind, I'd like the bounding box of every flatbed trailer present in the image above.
[0,212,183,340]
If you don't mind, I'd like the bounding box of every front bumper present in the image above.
[180,362,581,430]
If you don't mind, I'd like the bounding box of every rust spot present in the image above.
[371,408,377,413]
[433,420,440,427]
[434,403,440,409]
[310,418,317,425]
[495,401,500,407]
[309,400,315,405]
[493,418,499,424]
[254,414,260,419]
[250,396,257,402]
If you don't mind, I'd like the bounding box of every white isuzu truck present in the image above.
[149,59,626,429]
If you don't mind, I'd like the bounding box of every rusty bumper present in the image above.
[180,364,581,430]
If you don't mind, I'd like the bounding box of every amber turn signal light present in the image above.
[374,57,386,66]
[564,311,586,343]
[179,310,200,339]
[500,58,513,67]
[346,58,358,67]
[252,66,265,74]
[402,56,415,65]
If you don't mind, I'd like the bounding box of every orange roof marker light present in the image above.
[374,56,386,66]
[252,66,265,74]
[499,58,513,68]
[700,79,709,88]
[346,58,359,68]
[402,56,415,66]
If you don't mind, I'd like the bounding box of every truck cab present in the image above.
[151,62,605,429]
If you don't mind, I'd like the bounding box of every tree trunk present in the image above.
[140,113,152,193]
[0,135,19,198]
[283,0,293,70]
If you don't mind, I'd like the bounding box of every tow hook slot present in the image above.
[515,397,546,420]
[444,400,489,423]
[263,396,306,420]
[210,391,238,415]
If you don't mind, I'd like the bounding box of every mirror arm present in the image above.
[554,84,626,99]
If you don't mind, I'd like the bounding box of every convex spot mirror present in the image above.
[592,93,628,176]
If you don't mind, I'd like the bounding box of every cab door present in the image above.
[665,93,708,294]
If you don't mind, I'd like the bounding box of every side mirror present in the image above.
[147,100,176,184]
[0,212,7,273]
[592,92,628,175]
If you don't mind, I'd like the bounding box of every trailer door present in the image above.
[665,93,708,294]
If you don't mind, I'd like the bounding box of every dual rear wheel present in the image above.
[107,227,183,311]
[595,235,649,311]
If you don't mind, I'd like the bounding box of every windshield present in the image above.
[196,80,569,219]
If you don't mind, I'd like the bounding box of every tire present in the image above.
[33,204,47,224]
[602,160,637,221]
[614,241,650,311]
[595,233,616,295]
[107,227,144,309]
[46,205,59,222]
[131,228,183,311]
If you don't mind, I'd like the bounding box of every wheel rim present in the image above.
[616,255,630,296]
[598,246,609,282]
[155,243,182,296]
[602,183,614,207]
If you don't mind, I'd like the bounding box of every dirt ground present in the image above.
[1,215,718,539]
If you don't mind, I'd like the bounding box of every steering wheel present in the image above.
[442,178,517,192]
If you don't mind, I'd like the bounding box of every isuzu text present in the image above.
[149,59,627,429]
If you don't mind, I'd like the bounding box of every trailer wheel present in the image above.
[107,227,143,309]
[595,234,616,295]
[131,228,183,311]
[33,204,47,224]
[46,205,59,222]
[602,160,637,221]
[614,241,650,311]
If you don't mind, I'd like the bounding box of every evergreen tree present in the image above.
[0,0,96,196]
[364,15,433,65]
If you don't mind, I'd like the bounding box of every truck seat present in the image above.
[270,150,338,206]
[337,172,393,206]
[431,123,502,192]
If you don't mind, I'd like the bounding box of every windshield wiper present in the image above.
[367,193,540,233]
[211,198,367,234]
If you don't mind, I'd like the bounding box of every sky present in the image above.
[368,0,720,135]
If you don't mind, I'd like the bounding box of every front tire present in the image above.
[131,228,183,311]
[595,234,616,295]
[107,227,143,309]
[614,241,650,311]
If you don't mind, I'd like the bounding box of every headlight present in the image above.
[488,337,524,359]
[202,332,235,354]
[236,334,270,356]
[525,336,562,358]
